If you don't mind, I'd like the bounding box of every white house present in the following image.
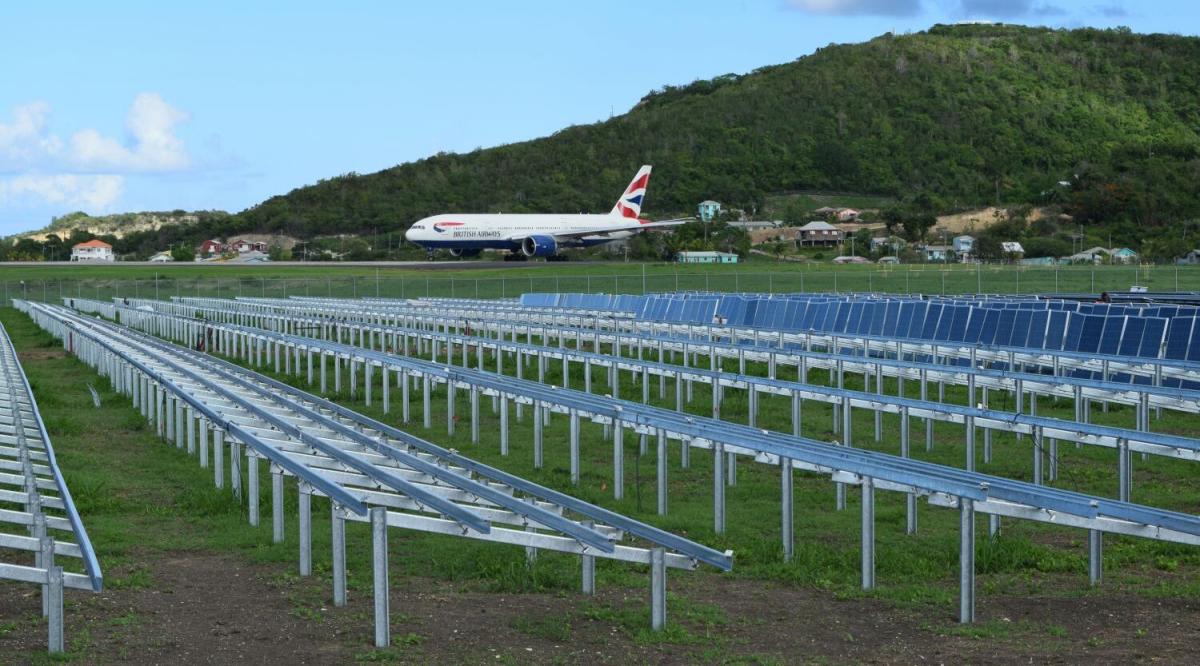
[922,245,951,262]
[70,240,114,262]
[230,239,268,254]
[953,235,975,262]
[1000,241,1025,258]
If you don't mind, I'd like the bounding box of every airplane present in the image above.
[403,165,684,259]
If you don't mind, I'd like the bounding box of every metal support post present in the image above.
[959,498,975,624]
[650,547,666,631]
[372,507,390,648]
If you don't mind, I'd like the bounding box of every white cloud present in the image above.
[0,101,63,167]
[0,93,190,213]
[0,175,124,211]
[69,93,190,171]
[788,0,923,16]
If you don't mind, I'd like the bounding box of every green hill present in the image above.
[234,23,1200,239]
[12,23,1197,262]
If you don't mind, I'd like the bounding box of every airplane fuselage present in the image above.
[405,213,638,251]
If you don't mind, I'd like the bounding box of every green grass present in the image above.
[2,261,1198,304]
[152,306,1200,615]
[6,299,1200,661]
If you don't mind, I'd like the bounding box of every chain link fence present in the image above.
[5,264,1197,304]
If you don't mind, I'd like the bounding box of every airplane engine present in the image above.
[521,235,558,257]
[448,248,482,258]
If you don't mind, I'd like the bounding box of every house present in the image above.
[197,239,224,257]
[870,235,905,254]
[813,206,860,222]
[677,250,738,264]
[230,239,268,254]
[796,221,844,247]
[953,235,975,262]
[922,245,952,262]
[70,240,114,262]
[835,208,860,222]
[1068,246,1110,264]
[727,220,781,232]
[225,250,272,263]
[1020,256,1058,266]
[148,251,174,263]
[1110,248,1138,264]
[1000,241,1025,260]
[697,200,722,223]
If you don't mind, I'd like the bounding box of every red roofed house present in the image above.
[230,239,267,254]
[70,239,114,262]
[197,239,224,257]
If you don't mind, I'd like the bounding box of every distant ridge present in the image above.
[233,23,1200,237]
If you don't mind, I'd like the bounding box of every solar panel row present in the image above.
[517,293,1198,363]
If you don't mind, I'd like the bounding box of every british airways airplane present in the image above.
[404,165,684,259]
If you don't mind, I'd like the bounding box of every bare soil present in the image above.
[3,550,1199,665]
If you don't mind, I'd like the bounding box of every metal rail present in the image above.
[319,295,1200,387]
[81,298,1200,624]
[111,298,1193,505]
[21,301,729,640]
[0,320,102,654]
[157,296,1199,419]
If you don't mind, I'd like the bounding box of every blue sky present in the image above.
[0,0,1194,234]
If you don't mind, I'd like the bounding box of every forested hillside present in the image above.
[8,23,1198,261]
[235,23,1200,239]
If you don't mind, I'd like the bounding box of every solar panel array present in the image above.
[520,293,1200,366]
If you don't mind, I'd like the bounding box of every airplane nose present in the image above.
[404,227,415,242]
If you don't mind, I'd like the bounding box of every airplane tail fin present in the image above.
[611,165,652,219]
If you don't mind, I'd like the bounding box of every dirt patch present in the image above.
[5,552,1200,664]
[17,349,68,361]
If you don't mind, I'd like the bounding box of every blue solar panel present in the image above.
[1098,317,1124,355]
[1139,318,1166,358]
[1010,310,1033,348]
[1118,318,1145,356]
[1165,317,1194,360]
[995,310,1017,347]
[882,302,900,337]
[1077,315,1105,354]
[897,303,920,338]
[868,303,887,336]
[832,302,852,333]
[817,302,838,331]
[976,309,1000,346]
[1044,311,1069,350]
[920,304,943,339]
[1026,310,1049,349]
[963,309,985,344]
[846,302,865,334]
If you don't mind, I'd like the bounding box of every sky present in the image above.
[0,0,1196,234]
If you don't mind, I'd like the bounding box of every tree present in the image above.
[171,245,195,262]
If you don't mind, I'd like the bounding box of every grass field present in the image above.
[0,261,1194,304]
[5,298,1200,662]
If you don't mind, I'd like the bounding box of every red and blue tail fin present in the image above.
[612,165,652,219]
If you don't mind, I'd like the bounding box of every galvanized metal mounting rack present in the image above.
[21,301,729,642]
[74,298,1200,625]
[0,320,102,654]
